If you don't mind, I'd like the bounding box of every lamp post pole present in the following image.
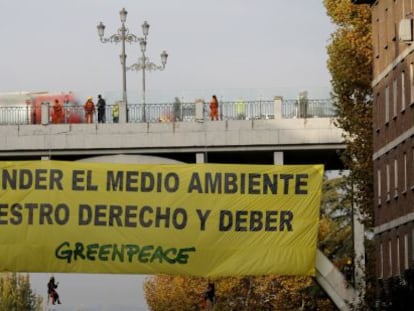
[97,8,140,107]
[141,38,147,115]
[127,21,168,122]
[121,22,127,104]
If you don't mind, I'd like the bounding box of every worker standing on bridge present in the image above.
[209,95,219,121]
[112,101,119,123]
[51,99,64,124]
[84,96,95,123]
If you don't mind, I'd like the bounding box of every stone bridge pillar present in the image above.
[118,101,127,124]
[273,151,283,164]
[41,102,49,125]
[274,96,283,120]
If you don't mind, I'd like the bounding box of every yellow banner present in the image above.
[0,161,323,277]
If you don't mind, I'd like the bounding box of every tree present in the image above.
[144,274,335,311]
[319,176,353,263]
[323,0,373,225]
[323,0,375,308]
[143,177,352,311]
[0,273,42,311]
[144,275,205,311]
[318,174,367,292]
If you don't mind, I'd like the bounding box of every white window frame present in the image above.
[412,229,414,261]
[393,79,398,118]
[404,234,409,270]
[394,158,398,198]
[375,93,380,132]
[386,163,391,201]
[402,71,406,111]
[389,239,393,277]
[375,18,380,59]
[377,169,382,205]
[403,152,407,193]
[397,236,400,275]
[410,63,414,105]
[388,239,392,277]
[385,85,390,124]
[380,243,384,279]
[412,147,414,190]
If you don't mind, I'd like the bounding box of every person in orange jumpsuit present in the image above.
[51,99,64,124]
[209,95,219,121]
[83,96,95,123]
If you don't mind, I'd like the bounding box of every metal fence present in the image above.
[0,105,33,125]
[0,99,336,125]
[282,99,336,119]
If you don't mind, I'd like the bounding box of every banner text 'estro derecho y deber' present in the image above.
[0,161,323,277]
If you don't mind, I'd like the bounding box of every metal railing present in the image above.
[282,99,336,119]
[0,105,33,125]
[0,99,336,125]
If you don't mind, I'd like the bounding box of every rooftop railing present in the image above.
[0,98,336,125]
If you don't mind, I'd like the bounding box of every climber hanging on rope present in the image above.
[47,276,62,305]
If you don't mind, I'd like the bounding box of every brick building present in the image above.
[353,0,414,308]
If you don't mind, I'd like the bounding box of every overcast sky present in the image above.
[1,1,333,310]
[0,0,333,104]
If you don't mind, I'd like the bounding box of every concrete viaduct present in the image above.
[0,106,362,310]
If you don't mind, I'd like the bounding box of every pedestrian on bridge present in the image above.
[112,102,119,123]
[84,96,95,124]
[209,95,219,121]
[51,99,64,124]
[97,94,106,123]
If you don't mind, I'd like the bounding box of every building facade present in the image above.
[354,0,414,308]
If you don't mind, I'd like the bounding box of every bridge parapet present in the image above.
[0,98,336,125]
[0,117,343,153]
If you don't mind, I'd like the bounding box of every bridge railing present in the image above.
[124,98,336,123]
[0,105,33,125]
[0,99,336,125]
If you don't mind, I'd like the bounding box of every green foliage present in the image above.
[324,0,375,308]
[323,0,373,226]
[0,273,42,311]
[319,176,353,265]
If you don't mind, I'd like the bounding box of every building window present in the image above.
[412,147,414,189]
[402,71,406,111]
[375,92,381,132]
[393,79,398,118]
[375,18,380,59]
[380,243,384,279]
[386,163,390,201]
[384,8,389,50]
[394,158,398,198]
[404,234,409,270]
[391,1,397,41]
[410,63,414,105]
[403,152,407,193]
[397,236,400,275]
[377,169,382,205]
[412,229,414,261]
[385,85,390,124]
[389,239,393,277]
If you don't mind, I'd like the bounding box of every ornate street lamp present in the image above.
[127,21,168,122]
[97,8,140,106]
